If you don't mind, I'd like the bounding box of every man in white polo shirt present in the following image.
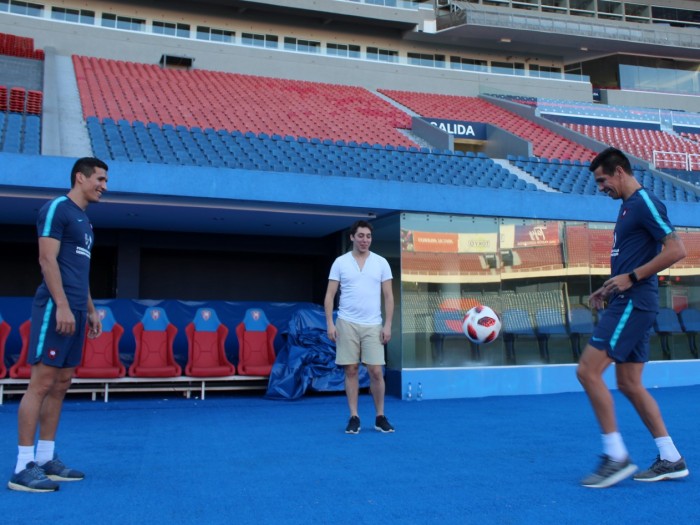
[324,220,395,434]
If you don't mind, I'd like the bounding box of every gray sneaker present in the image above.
[581,455,637,488]
[7,462,59,493]
[41,455,85,482]
[634,456,689,482]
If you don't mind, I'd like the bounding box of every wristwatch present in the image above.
[628,270,639,284]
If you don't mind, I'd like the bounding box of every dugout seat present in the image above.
[430,309,479,364]
[185,308,236,377]
[535,307,568,363]
[75,306,126,378]
[568,307,594,361]
[0,312,9,378]
[501,308,536,364]
[128,307,181,377]
[236,308,277,376]
[678,307,700,359]
[9,320,31,379]
[653,308,683,360]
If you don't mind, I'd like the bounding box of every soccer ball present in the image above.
[462,305,501,344]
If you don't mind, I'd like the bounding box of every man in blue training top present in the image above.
[8,157,108,493]
[577,147,689,488]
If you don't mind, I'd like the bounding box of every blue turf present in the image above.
[1,386,697,524]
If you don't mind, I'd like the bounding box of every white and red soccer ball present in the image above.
[462,305,501,344]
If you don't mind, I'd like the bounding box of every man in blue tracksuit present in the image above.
[8,157,109,493]
[577,147,689,488]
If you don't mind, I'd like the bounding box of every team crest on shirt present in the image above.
[48,349,58,360]
[621,208,628,218]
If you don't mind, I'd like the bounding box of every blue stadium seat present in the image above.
[654,308,683,359]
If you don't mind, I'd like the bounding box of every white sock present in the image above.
[602,432,628,462]
[655,436,681,462]
[15,445,35,474]
[35,440,55,466]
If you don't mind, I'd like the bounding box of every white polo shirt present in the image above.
[329,251,392,325]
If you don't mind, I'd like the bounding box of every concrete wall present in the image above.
[0,13,593,100]
[601,89,700,113]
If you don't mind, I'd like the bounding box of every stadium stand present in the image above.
[73,56,416,148]
[0,32,44,60]
[378,89,596,161]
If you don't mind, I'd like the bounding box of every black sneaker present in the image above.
[581,455,637,488]
[374,415,395,433]
[345,416,360,434]
[634,456,689,482]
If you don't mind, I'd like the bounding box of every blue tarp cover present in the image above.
[265,306,369,400]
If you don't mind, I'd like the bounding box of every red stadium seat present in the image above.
[236,308,277,376]
[9,320,32,379]
[75,306,126,379]
[128,307,181,378]
[185,307,235,377]
[0,85,7,112]
[0,313,9,378]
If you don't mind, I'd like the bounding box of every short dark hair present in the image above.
[589,147,632,176]
[71,157,109,187]
[350,220,373,236]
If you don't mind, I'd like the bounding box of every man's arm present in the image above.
[86,292,102,339]
[38,236,76,336]
[600,232,687,297]
[634,232,687,280]
[381,279,394,344]
[324,279,339,342]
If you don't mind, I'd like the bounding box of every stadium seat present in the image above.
[534,307,568,363]
[9,320,31,379]
[0,312,9,378]
[129,307,181,377]
[430,309,479,363]
[678,307,700,358]
[75,306,126,379]
[185,307,236,377]
[653,308,683,360]
[236,308,277,376]
[568,307,594,360]
[501,309,536,364]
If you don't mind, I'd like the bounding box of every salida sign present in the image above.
[425,118,487,139]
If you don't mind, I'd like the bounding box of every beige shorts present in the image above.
[335,318,385,366]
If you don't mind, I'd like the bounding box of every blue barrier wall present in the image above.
[0,297,315,369]
[2,153,700,227]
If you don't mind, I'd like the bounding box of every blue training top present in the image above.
[34,196,94,311]
[610,188,674,312]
